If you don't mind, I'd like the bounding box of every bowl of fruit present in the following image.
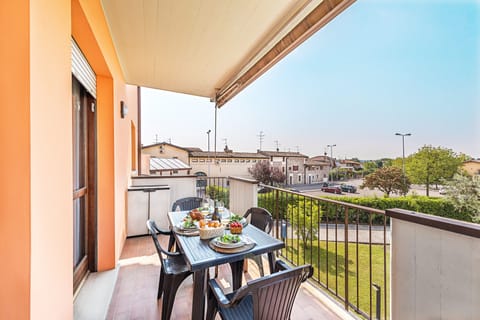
[229,221,243,234]
[199,220,225,239]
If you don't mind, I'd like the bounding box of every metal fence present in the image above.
[258,184,389,320]
[196,176,230,208]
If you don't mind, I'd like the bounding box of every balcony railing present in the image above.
[131,175,479,319]
[258,184,390,320]
[196,176,230,207]
[196,177,390,319]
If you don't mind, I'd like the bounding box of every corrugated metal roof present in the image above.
[150,158,191,171]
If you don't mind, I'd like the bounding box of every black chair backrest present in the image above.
[146,220,179,268]
[232,263,313,320]
[171,197,203,211]
[244,207,273,234]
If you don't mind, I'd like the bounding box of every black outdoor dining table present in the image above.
[168,211,285,320]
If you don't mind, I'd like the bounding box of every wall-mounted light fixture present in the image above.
[120,101,128,118]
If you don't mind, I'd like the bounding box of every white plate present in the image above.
[213,236,245,248]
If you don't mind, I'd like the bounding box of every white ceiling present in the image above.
[101,0,354,105]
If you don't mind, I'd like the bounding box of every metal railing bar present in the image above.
[344,206,349,311]
[369,213,373,320]
[356,210,360,310]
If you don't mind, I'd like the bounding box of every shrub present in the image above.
[259,191,475,224]
[207,185,229,208]
[288,199,322,248]
[326,195,474,223]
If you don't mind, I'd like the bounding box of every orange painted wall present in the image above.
[0,1,31,319]
[29,0,73,318]
[73,0,139,267]
[0,0,138,317]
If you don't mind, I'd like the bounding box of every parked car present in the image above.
[258,187,272,194]
[289,188,301,193]
[320,186,342,194]
[340,184,357,193]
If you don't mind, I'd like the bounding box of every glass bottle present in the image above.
[212,204,221,222]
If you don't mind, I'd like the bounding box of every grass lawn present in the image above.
[282,239,390,319]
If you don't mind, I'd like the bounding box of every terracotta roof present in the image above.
[183,147,203,152]
[142,142,193,152]
[463,160,480,164]
[305,160,330,166]
[259,150,308,158]
[340,160,361,165]
[310,155,332,162]
[190,151,269,159]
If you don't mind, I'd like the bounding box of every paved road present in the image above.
[290,179,444,198]
[279,223,390,245]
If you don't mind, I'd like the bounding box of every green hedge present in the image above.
[207,185,229,208]
[325,195,474,223]
[258,192,474,224]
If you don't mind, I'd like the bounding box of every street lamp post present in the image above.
[207,130,211,177]
[327,144,336,182]
[395,133,411,186]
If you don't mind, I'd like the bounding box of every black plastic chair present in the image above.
[169,197,204,250]
[146,220,193,320]
[171,196,203,211]
[244,207,273,277]
[206,260,313,320]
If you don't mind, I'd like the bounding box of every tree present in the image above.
[248,161,286,186]
[444,174,480,222]
[405,146,464,196]
[288,199,321,248]
[361,166,410,197]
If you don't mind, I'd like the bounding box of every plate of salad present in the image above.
[213,234,245,248]
[178,216,198,230]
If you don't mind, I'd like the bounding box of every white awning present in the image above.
[101,0,355,107]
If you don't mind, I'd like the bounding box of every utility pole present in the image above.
[274,140,280,151]
[327,144,336,182]
[207,130,211,177]
[395,132,411,187]
[154,134,159,144]
[222,138,228,148]
[257,131,265,150]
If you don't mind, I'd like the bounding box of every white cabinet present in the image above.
[127,185,170,236]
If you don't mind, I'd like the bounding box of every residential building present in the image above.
[259,150,309,185]
[462,160,480,176]
[142,142,197,164]
[142,142,269,178]
[305,159,331,184]
[339,159,363,170]
[189,149,269,178]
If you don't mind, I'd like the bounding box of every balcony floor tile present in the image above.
[106,236,342,320]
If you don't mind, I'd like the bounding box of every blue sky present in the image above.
[141,0,479,160]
